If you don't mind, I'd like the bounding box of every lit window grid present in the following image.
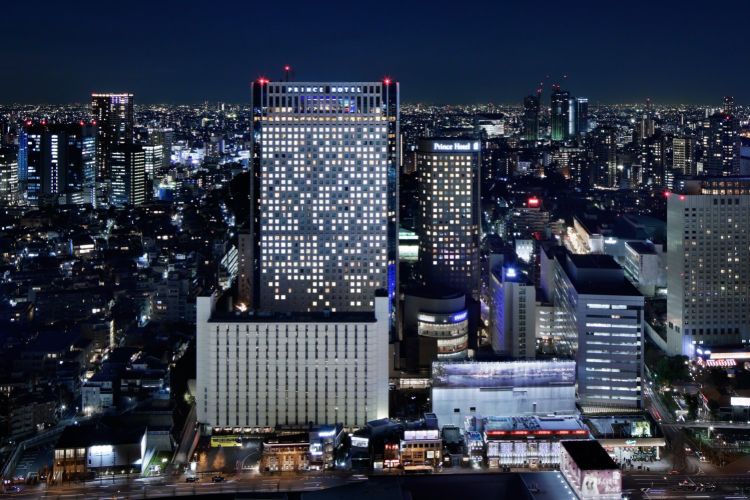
[417,152,480,294]
[258,118,389,312]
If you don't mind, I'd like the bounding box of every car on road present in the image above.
[5,486,21,493]
[211,475,225,483]
[185,475,198,483]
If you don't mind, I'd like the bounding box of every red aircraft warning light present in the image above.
[383,77,392,86]
[528,196,540,207]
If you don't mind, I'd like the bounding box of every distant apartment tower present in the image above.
[109,145,146,207]
[244,80,398,313]
[704,112,738,176]
[671,136,694,175]
[541,246,644,410]
[0,147,18,205]
[590,126,617,187]
[91,93,134,181]
[666,178,750,356]
[522,95,540,141]
[416,138,481,298]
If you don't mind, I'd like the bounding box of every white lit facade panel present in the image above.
[196,295,390,428]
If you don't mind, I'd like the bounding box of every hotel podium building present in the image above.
[198,80,398,429]
[196,293,389,428]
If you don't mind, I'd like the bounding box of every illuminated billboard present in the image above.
[580,470,622,497]
[432,360,575,389]
[630,421,651,438]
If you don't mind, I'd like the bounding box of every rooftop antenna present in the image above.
[284,65,292,82]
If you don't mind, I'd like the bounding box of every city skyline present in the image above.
[2,0,749,105]
[3,2,750,494]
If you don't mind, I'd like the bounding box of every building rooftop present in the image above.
[210,309,377,323]
[484,416,588,436]
[561,440,618,470]
[561,251,642,297]
[585,416,657,438]
[56,422,145,449]
[567,254,621,270]
[208,291,380,323]
[625,241,656,255]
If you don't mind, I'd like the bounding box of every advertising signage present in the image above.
[431,360,575,389]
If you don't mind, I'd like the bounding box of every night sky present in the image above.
[2,0,747,105]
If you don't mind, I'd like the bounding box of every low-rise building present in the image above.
[260,433,310,473]
[53,423,146,481]
[308,424,345,470]
[481,415,590,468]
[399,429,442,471]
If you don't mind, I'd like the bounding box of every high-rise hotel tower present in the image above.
[198,80,398,429]
[240,80,399,314]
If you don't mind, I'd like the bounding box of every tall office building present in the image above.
[666,178,750,356]
[22,123,96,206]
[197,80,398,429]
[68,124,97,206]
[91,93,134,181]
[550,88,571,142]
[245,80,398,313]
[109,144,146,207]
[17,128,27,195]
[142,144,163,202]
[416,138,481,298]
[522,95,540,141]
[574,97,589,136]
[541,246,644,410]
[0,147,19,206]
[490,265,536,359]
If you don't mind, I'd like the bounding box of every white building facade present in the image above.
[666,184,750,355]
[196,294,390,428]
